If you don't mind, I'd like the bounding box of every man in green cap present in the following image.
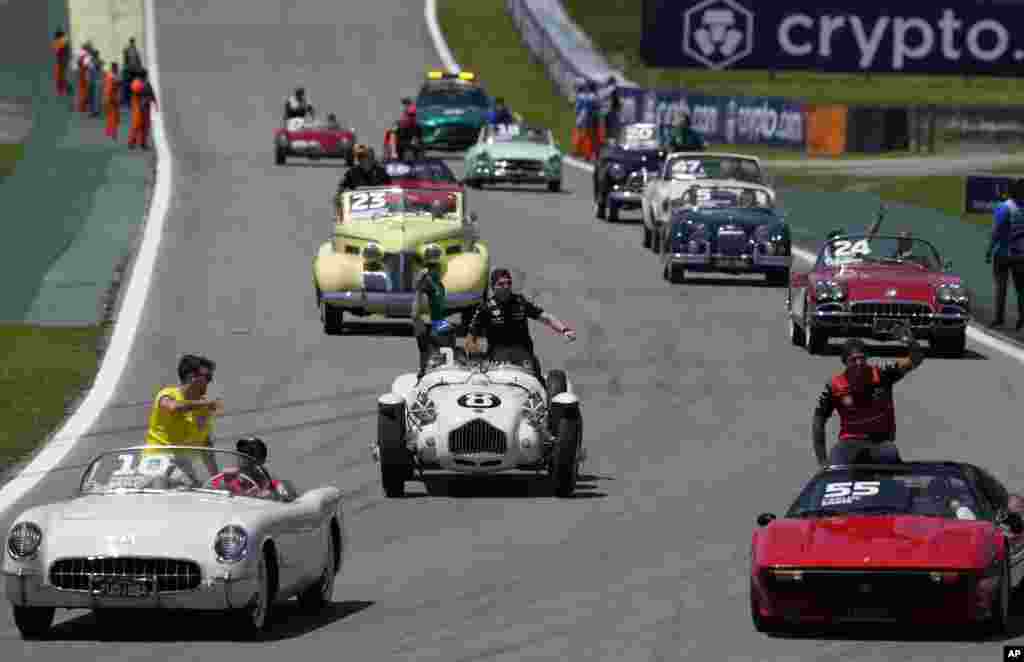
[412,256,455,379]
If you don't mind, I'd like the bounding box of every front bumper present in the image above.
[666,252,792,273]
[321,290,484,317]
[471,164,559,185]
[279,139,353,159]
[4,567,259,611]
[810,303,970,337]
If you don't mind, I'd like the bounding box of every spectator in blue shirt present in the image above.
[487,97,514,125]
[986,178,1024,329]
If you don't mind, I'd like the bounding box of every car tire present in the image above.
[550,401,582,499]
[789,316,806,347]
[595,197,606,220]
[275,148,286,166]
[652,225,662,253]
[546,369,569,436]
[666,263,685,284]
[766,269,789,287]
[547,180,561,193]
[323,304,344,336]
[236,548,276,638]
[643,224,652,249]
[979,554,1011,637]
[12,606,54,640]
[608,201,619,223]
[804,300,827,355]
[297,526,336,611]
[933,331,966,358]
[378,397,411,498]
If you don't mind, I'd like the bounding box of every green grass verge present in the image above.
[0,143,25,180]
[562,0,1024,107]
[0,325,103,471]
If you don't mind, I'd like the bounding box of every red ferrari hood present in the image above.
[757,516,996,569]
[819,265,949,302]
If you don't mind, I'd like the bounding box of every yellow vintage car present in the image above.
[313,187,490,334]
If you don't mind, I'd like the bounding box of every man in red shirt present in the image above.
[812,321,924,467]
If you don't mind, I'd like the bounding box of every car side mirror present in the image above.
[757,513,776,527]
[1002,511,1024,534]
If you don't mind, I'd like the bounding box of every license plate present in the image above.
[95,578,150,598]
[872,317,901,334]
[716,258,747,268]
[844,606,892,620]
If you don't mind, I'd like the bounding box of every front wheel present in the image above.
[322,304,344,335]
[297,528,337,610]
[13,606,54,639]
[933,331,966,358]
[551,408,581,498]
[378,397,411,498]
[274,148,286,165]
[547,180,561,193]
[234,549,276,637]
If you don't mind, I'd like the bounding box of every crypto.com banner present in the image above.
[642,0,1024,75]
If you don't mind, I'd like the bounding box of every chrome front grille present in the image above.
[50,557,202,593]
[715,229,749,256]
[449,419,507,454]
[850,301,932,326]
[498,159,543,173]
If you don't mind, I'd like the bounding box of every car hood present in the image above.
[756,515,996,569]
[819,264,955,302]
[422,382,532,434]
[335,217,467,251]
[418,105,486,125]
[480,142,558,160]
[389,178,462,191]
[35,493,269,560]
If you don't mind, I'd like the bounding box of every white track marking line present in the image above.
[0,0,174,518]
[422,0,1024,365]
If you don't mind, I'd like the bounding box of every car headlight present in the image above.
[363,242,382,261]
[409,390,437,425]
[479,151,491,161]
[937,282,969,306]
[7,522,42,560]
[815,280,846,302]
[521,391,547,427]
[214,525,249,564]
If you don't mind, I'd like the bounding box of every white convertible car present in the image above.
[3,441,345,639]
[641,151,764,251]
[374,348,585,498]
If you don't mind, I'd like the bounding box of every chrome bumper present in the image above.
[4,567,259,611]
[667,253,792,269]
[321,290,484,313]
[812,309,970,330]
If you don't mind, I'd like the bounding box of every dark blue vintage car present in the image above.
[593,123,666,222]
[656,183,791,286]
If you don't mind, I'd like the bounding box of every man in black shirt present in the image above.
[464,269,576,384]
[338,145,391,192]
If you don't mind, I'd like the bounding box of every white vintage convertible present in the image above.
[375,348,585,498]
[3,441,345,639]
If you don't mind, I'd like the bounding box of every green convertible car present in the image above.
[416,70,492,152]
[463,123,563,192]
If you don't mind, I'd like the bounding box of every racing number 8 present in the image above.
[350,191,389,211]
[824,481,881,499]
[832,239,871,257]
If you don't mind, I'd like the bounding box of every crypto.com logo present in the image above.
[683,0,754,70]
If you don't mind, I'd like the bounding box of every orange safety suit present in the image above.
[52,36,68,96]
[104,71,120,139]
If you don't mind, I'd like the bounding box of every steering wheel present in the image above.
[205,469,260,495]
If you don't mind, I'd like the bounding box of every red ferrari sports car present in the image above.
[274,115,356,166]
[787,234,971,357]
[751,461,1024,635]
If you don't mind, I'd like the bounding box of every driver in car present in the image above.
[464,268,576,387]
[283,86,314,122]
[207,437,282,498]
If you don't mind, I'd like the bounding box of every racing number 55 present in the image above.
[824,481,881,498]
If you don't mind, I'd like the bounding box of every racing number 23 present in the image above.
[350,191,388,211]
[824,481,880,499]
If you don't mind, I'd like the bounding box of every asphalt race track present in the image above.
[3,1,1024,659]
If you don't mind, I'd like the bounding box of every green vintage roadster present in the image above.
[314,188,490,335]
[463,123,563,192]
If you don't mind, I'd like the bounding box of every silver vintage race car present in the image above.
[3,442,345,639]
[374,348,585,498]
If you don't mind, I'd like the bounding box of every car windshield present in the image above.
[619,123,661,150]
[383,161,456,182]
[418,86,489,108]
[341,188,462,221]
[787,466,983,520]
[668,155,761,182]
[819,235,942,270]
[79,447,279,499]
[675,185,774,210]
[489,124,550,144]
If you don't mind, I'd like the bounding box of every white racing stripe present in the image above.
[422,0,1024,366]
[0,0,174,518]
